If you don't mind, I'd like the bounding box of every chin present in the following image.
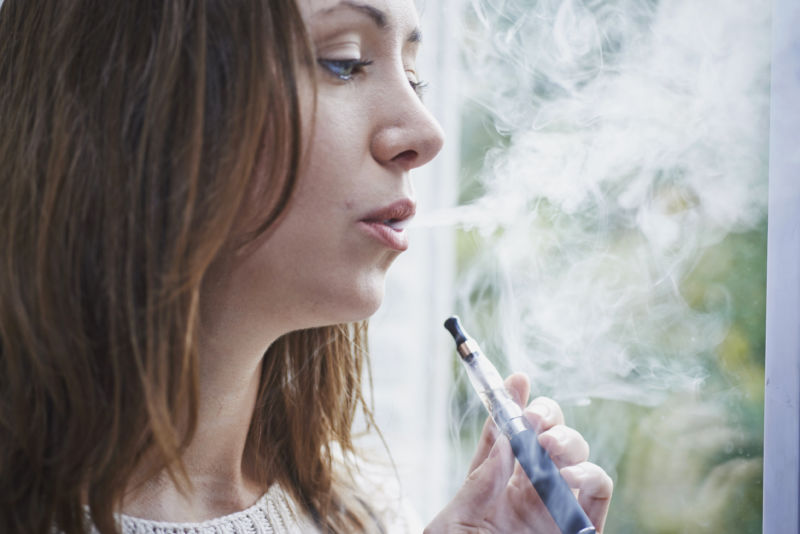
[319,276,387,326]
[341,287,386,323]
[294,261,393,328]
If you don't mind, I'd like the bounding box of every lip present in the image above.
[358,198,416,251]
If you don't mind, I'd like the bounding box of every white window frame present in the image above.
[763,0,800,530]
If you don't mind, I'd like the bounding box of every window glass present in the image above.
[451,1,769,531]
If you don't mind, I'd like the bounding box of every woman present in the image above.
[0,0,612,532]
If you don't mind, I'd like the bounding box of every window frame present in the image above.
[763,0,800,530]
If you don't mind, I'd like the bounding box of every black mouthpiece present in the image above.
[444,316,468,346]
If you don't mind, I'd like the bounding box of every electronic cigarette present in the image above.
[444,316,596,534]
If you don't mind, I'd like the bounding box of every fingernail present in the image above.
[570,464,587,474]
[549,425,568,445]
[562,464,587,483]
[527,403,550,421]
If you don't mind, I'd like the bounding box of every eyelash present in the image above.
[317,58,429,98]
[317,58,373,81]
[409,79,428,98]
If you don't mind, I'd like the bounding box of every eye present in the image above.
[410,79,428,99]
[317,58,373,81]
[406,69,428,99]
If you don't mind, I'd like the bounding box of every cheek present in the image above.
[307,93,373,168]
[225,94,393,325]
[234,203,397,327]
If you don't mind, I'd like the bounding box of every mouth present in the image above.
[381,216,413,231]
[359,199,416,251]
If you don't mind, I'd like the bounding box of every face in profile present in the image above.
[205,0,444,337]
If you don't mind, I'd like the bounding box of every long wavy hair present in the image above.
[0,1,380,533]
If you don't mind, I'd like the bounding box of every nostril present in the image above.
[392,149,418,166]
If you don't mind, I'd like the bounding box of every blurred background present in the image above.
[368,0,772,532]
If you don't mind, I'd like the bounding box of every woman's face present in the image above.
[208,0,444,337]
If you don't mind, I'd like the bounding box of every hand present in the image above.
[425,373,613,533]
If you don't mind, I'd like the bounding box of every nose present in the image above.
[370,80,445,171]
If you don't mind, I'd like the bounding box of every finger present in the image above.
[467,373,530,473]
[443,435,517,524]
[467,416,500,473]
[560,462,614,533]
[524,396,565,432]
[537,424,590,468]
[504,372,530,408]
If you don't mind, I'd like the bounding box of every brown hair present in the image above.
[0,1,380,533]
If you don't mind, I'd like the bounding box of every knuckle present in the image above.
[583,462,614,496]
[534,396,564,422]
[602,470,615,492]
[525,396,566,429]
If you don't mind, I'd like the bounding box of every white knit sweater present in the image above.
[104,485,319,534]
[92,482,420,534]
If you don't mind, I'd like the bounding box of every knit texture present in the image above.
[103,485,320,534]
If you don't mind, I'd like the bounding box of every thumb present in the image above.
[425,435,516,532]
[453,434,516,515]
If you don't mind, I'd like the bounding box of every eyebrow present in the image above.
[317,1,423,43]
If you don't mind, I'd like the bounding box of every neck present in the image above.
[121,252,299,522]
[122,329,275,522]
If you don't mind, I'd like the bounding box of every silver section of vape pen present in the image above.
[456,339,480,359]
[456,340,532,438]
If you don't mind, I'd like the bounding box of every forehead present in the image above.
[296,0,420,29]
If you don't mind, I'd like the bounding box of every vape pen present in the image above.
[444,316,595,534]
